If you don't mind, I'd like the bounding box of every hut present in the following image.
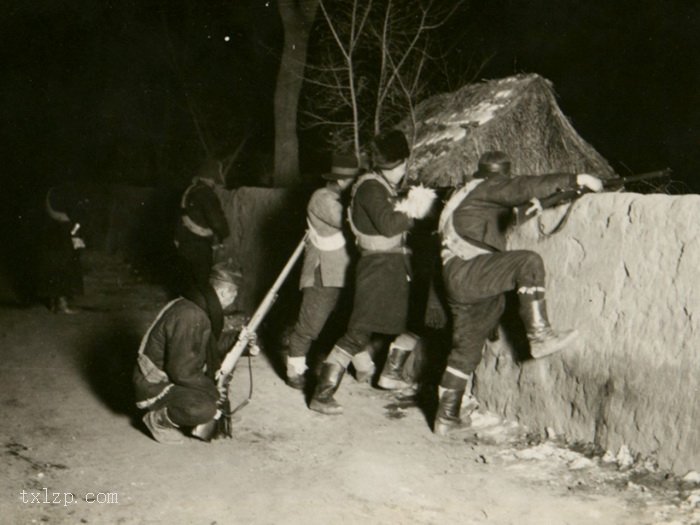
[402,73,615,187]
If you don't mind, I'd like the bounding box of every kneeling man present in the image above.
[133,265,243,444]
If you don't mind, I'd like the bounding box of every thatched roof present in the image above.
[402,74,615,187]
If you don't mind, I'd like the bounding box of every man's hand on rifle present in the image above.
[247,331,261,356]
[224,312,249,332]
[576,174,604,193]
[525,198,543,218]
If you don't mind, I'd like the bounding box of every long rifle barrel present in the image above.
[602,168,672,188]
[514,168,671,225]
[192,232,308,441]
[217,233,307,378]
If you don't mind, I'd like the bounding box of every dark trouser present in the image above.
[151,385,217,427]
[441,250,545,387]
[336,253,410,356]
[336,327,373,356]
[37,225,84,300]
[176,236,213,291]
[287,283,341,358]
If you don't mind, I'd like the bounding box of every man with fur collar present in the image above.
[309,130,435,415]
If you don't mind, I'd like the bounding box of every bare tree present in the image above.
[301,0,468,159]
[274,0,320,187]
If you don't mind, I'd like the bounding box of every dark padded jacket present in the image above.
[347,178,414,334]
[133,288,238,409]
[452,173,577,252]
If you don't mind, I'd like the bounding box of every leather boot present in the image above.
[351,348,375,384]
[142,407,184,444]
[309,362,345,415]
[433,388,469,436]
[378,346,411,390]
[519,295,578,359]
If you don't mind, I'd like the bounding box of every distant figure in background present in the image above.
[37,183,89,314]
[174,158,230,292]
[134,265,244,444]
[434,150,604,436]
[309,129,436,415]
[285,153,361,390]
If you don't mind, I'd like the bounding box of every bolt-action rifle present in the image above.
[191,233,308,441]
[513,168,672,226]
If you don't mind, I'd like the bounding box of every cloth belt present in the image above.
[181,214,213,238]
[307,220,346,251]
[348,172,405,253]
[438,179,491,264]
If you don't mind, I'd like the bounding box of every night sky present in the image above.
[2,0,698,197]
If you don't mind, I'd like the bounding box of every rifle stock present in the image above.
[191,233,308,441]
[513,168,671,225]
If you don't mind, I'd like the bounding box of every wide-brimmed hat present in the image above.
[322,153,361,181]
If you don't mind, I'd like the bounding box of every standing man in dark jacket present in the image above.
[174,158,230,291]
[133,265,243,444]
[285,153,360,390]
[434,150,603,436]
[309,130,435,415]
[37,183,89,314]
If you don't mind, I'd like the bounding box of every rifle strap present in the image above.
[225,353,254,417]
[537,199,578,237]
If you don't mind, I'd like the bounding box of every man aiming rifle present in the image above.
[514,168,672,226]
[433,150,606,436]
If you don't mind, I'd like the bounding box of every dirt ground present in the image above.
[1,253,699,525]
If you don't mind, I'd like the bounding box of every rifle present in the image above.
[191,233,308,441]
[513,168,671,226]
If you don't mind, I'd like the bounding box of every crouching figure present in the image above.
[133,265,243,444]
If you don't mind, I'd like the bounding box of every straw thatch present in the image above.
[402,74,615,187]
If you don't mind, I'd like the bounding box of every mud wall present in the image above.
[214,186,307,314]
[103,184,307,314]
[475,192,700,474]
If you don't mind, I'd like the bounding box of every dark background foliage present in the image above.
[1,0,697,198]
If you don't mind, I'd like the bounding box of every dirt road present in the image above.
[1,254,698,524]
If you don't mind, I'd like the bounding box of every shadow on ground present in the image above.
[79,318,142,422]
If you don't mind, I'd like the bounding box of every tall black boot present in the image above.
[309,362,345,415]
[519,295,578,358]
[378,334,418,390]
[433,388,468,436]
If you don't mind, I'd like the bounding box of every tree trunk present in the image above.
[274,0,319,187]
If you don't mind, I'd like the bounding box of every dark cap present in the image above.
[474,150,511,179]
[371,129,410,169]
